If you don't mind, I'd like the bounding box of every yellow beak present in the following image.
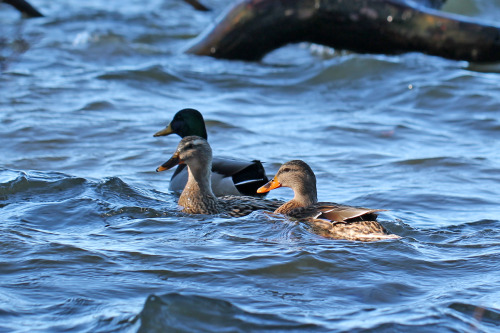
[153,123,174,137]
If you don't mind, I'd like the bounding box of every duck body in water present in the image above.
[154,108,269,197]
[157,136,283,217]
[258,160,399,241]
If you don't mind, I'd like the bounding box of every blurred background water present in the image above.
[1,0,500,332]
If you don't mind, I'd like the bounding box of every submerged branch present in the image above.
[183,0,211,12]
[3,0,43,18]
[185,0,500,62]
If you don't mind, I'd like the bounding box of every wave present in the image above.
[137,293,320,332]
[0,169,175,230]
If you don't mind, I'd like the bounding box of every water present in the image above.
[1,0,500,331]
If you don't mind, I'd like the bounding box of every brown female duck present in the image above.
[257,160,399,241]
[156,136,283,217]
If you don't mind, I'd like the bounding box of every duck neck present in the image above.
[275,183,318,214]
[294,177,318,205]
[179,163,220,214]
[293,187,318,207]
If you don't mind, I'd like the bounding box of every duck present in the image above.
[257,160,399,241]
[156,136,283,217]
[154,108,269,197]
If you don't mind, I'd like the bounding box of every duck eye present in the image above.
[282,167,291,173]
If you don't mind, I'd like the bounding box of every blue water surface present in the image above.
[1,0,500,331]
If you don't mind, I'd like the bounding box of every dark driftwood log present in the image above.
[183,0,211,12]
[4,0,43,18]
[185,0,500,62]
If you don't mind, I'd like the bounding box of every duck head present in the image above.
[154,108,208,139]
[257,160,318,204]
[156,136,212,173]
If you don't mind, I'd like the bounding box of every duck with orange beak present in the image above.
[257,160,399,241]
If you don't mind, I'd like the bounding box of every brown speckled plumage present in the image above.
[157,136,282,217]
[257,160,399,241]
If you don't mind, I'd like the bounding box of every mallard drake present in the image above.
[154,108,269,197]
[156,136,283,217]
[257,160,399,241]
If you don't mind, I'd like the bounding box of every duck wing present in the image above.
[290,204,397,241]
[289,203,386,223]
[212,157,269,197]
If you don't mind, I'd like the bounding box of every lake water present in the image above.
[1,0,500,332]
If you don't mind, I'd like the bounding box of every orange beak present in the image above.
[156,151,184,172]
[256,177,282,193]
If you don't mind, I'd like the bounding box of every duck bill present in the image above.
[156,152,183,172]
[256,178,282,193]
[153,123,174,137]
